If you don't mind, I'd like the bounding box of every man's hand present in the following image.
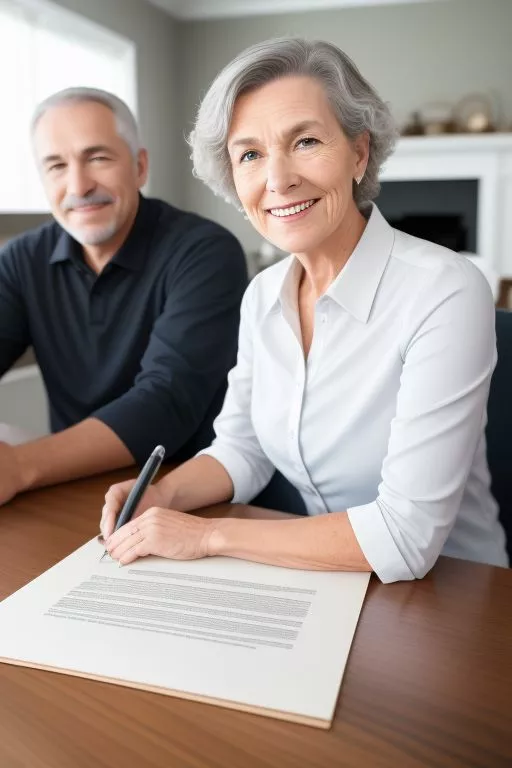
[105,507,215,566]
[0,442,23,505]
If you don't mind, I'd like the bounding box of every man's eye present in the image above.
[240,150,259,163]
[90,156,109,163]
[296,137,319,149]
[48,163,65,172]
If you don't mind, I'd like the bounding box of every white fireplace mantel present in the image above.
[380,133,512,277]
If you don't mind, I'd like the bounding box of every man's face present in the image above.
[33,100,147,247]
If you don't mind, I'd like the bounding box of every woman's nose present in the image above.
[265,155,301,194]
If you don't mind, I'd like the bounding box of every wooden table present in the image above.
[0,470,511,768]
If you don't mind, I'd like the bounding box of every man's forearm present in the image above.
[13,418,135,491]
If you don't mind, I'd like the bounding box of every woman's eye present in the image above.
[296,137,319,149]
[240,150,259,163]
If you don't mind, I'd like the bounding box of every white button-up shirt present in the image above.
[201,205,508,582]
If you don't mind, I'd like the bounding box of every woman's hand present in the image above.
[105,507,215,566]
[100,479,168,540]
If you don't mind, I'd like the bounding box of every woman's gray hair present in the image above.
[189,37,398,210]
[31,87,141,158]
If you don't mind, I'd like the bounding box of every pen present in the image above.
[100,444,166,561]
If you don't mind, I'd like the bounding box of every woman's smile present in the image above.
[266,198,320,220]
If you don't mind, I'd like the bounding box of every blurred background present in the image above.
[1,0,511,431]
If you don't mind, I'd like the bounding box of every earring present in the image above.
[355,174,364,185]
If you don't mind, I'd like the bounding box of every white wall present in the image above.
[177,0,512,253]
[0,366,48,436]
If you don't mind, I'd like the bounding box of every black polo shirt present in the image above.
[0,195,248,464]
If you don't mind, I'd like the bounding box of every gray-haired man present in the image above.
[0,87,247,505]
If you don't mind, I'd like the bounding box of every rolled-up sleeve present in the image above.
[93,233,247,465]
[347,262,496,583]
[199,282,276,501]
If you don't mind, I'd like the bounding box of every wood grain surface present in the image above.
[0,470,511,768]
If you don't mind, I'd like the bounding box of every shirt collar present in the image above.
[266,204,395,324]
[325,204,395,323]
[49,194,155,272]
[49,228,81,266]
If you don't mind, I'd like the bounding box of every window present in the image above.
[0,0,137,211]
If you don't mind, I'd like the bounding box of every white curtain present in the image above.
[0,0,137,211]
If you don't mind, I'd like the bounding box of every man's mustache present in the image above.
[61,192,115,212]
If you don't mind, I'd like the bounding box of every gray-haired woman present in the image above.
[101,38,508,582]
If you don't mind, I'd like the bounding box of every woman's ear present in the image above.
[353,131,370,182]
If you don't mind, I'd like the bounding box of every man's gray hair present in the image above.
[31,87,141,158]
[189,38,398,210]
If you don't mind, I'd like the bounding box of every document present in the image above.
[0,538,370,728]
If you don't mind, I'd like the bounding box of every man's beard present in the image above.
[59,191,119,246]
[62,219,119,246]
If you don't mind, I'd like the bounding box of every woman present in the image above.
[101,38,508,582]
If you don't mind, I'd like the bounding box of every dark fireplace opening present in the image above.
[376,179,478,253]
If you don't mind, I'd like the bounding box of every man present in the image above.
[0,87,247,505]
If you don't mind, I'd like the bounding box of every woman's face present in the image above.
[227,75,369,255]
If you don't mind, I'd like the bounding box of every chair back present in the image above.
[486,309,512,561]
[251,471,307,515]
